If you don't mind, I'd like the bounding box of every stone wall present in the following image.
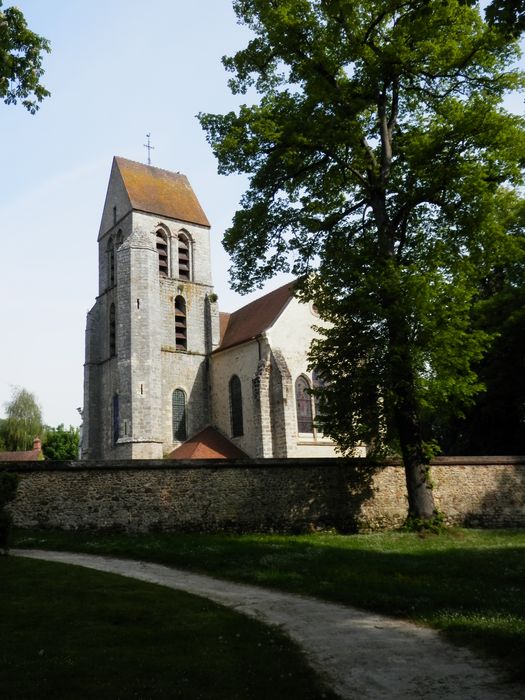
[4,456,525,533]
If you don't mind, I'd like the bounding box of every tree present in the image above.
[200,0,525,525]
[426,192,525,454]
[43,424,79,460]
[0,1,50,113]
[485,0,525,36]
[2,387,43,451]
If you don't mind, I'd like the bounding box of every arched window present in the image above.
[175,296,187,350]
[112,394,120,445]
[156,229,168,277]
[107,237,115,288]
[295,376,313,433]
[116,229,123,247]
[109,303,116,357]
[172,389,187,441]
[177,233,191,280]
[229,375,244,437]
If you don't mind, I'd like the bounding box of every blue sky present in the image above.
[0,0,294,428]
[0,1,523,430]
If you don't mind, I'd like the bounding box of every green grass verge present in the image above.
[13,528,525,683]
[1,556,337,699]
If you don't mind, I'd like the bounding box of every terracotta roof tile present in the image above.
[0,448,42,462]
[219,312,231,345]
[217,281,295,352]
[115,157,210,227]
[167,426,249,460]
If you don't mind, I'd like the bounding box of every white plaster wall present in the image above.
[266,299,340,458]
[210,342,261,457]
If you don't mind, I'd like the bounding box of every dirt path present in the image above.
[12,549,520,700]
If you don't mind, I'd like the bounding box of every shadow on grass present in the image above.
[13,528,525,683]
[1,556,338,700]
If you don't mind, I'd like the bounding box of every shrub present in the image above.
[0,472,19,554]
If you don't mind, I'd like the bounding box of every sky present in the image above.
[0,0,294,428]
[0,1,523,430]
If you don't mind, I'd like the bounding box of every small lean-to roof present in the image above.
[217,281,295,352]
[167,426,249,460]
[0,447,42,462]
[115,156,210,227]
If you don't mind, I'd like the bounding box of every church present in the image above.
[81,157,340,460]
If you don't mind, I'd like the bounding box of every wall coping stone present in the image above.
[1,455,524,473]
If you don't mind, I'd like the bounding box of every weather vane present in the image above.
[143,133,155,165]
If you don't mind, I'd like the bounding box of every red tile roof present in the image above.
[0,448,42,462]
[167,426,249,460]
[115,157,210,227]
[219,312,231,344]
[217,281,295,352]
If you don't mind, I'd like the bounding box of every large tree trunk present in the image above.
[384,278,437,522]
[393,381,436,521]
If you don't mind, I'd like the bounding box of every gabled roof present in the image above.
[167,426,249,460]
[217,281,295,352]
[115,157,210,227]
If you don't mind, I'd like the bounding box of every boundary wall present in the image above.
[3,456,525,533]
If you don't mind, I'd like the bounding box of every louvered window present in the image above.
[156,230,168,277]
[175,296,187,350]
[172,389,187,441]
[295,376,313,433]
[109,303,116,357]
[229,375,244,437]
[178,234,190,280]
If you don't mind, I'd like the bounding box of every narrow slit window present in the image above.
[109,303,116,357]
[107,237,115,288]
[295,376,313,433]
[178,234,190,280]
[112,394,120,445]
[156,230,168,277]
[229,375,244,437]
[172,389,187,441]
[174,295,187,350]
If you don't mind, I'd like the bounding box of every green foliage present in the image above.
[402,509,446,534]
[200,0,525,517]
[0,1,50,112]
[43,424,79,460]
[2,386,43,451]
[485,0,525,37]
[424,193,525,453]
[0,471,18,552]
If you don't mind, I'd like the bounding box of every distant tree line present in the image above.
[0,387,79,459]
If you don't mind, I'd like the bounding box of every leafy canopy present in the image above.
[2,387,43,451]
[200,0,525,460]
[43,424,79,461]
[0,1,50,112]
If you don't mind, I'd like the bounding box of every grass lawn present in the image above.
[0,556,337,699]
[13,527,525,684]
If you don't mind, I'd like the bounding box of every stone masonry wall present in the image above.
[4,457,525,533]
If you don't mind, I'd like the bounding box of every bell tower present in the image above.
[82,157,220,459]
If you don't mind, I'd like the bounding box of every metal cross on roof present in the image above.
[143,133,155,165]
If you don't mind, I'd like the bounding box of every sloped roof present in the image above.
[219,312,231,344]
[217,281,295,352]
[115,157,210,227]
[0,447,42,462]
[167,426,249,460]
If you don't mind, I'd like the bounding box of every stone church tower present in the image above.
[82,157,220,459]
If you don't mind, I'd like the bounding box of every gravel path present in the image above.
[13,549,521,700]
